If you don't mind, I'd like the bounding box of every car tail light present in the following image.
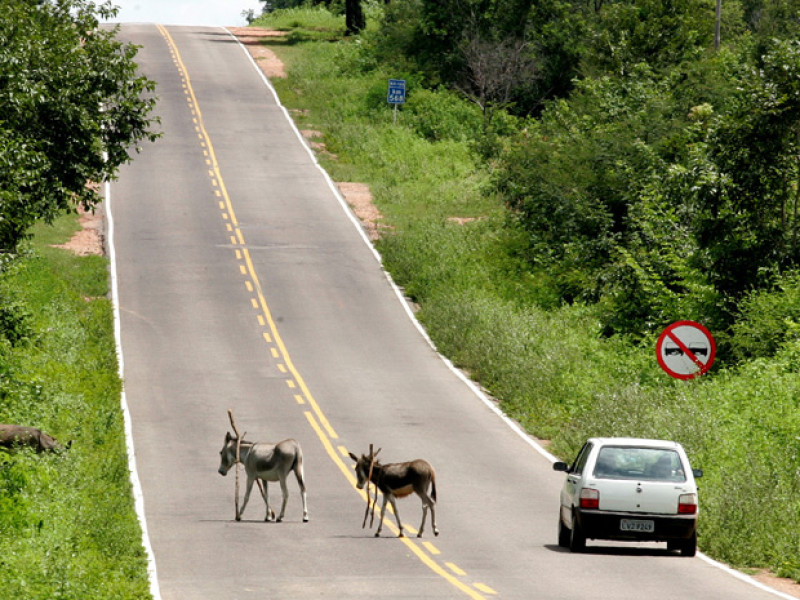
[580,488,600,509]
[678,493,698,514]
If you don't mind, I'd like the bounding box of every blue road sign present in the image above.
[387,79,406,104]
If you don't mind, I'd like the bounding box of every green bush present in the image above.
[403,87,482,142]
[0,295,33,346]
[729,271,800,361]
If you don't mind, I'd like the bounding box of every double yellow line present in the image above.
[156,24,495,599]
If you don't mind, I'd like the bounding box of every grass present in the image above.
[252,8,800,582]
[0,214,151,599]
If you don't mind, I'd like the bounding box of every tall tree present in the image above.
[345,0,366,34]
[0,0,159,255]
[581,0,715,76]
[456,33,535,130]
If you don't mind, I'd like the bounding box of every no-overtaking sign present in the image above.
[656,320,716,380]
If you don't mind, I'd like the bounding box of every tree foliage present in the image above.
[0,0,159,256]
[266,0,800,355]
[472,0,800,342]
[494,34,800,340]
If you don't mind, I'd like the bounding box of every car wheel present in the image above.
[680,531,697,557]
[569,512,586,552]
[558,516,570,548]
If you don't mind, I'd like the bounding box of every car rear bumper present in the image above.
[576,509,697,541]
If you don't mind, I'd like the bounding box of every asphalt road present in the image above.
[109,24,790,600]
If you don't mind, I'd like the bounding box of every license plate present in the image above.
[620,519,654,532]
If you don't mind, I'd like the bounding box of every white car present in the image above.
[553,437,702,556]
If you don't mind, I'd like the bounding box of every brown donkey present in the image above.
[349,447,438,538]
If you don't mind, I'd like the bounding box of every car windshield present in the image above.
[593,446,686,482]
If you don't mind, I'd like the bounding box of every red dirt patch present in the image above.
[752,570,800,599]
[336,182,387,241]
[227,27,287,79]
[52,207,104,257]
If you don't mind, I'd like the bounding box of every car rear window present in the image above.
[593,446,686,482]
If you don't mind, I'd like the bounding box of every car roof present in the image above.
[588,437,682,449]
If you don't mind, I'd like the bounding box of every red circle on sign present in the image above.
[656,320,716,380]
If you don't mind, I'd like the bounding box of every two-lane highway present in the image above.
[110,24,789,599]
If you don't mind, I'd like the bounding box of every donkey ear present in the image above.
[348,452,358,462]
[374,448,382,458]
[226,431,232,442]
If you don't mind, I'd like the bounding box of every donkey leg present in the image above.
[387,495,405,538]
[276,477,289,522]
[427,493,439,536]
[375,495,389,537]
[238,476,256,521]
[294,466,309,522]
[257,479,275,521]
[418,496,428,538]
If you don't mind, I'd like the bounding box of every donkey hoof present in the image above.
[303,517,309,523]
[434,529,440,537]
[374,532,380,538]
[276,517,283,523]
[416,532,423,538]
[235,516,241,522]
[398,532,405,538]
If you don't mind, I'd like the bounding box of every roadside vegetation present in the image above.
[251,2,800,582]
[1,1,158,597]
[0,216,151,598]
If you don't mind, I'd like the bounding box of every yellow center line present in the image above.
[156,24,488,600]
[474,583,498,595]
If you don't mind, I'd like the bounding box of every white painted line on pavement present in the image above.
[105,177,163,600]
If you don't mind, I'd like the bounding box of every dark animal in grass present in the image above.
[0,424,71,453]
[349,447,438,538]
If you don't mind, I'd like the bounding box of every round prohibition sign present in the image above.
[656,320,716,380]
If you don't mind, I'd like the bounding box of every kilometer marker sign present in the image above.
[656,320,716,380]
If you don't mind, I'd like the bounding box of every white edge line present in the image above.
[697,553,799,600]
[105,176,163,600]
[225,27,797,600]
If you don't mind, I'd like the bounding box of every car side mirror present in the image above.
[692,468,703,478]
[553,461,570,472]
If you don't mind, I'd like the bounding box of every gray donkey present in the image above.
[218,432,308,523]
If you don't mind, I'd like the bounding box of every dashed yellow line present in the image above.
[474,583,498,595]
[423,541,440,555]
[156,24,491,600]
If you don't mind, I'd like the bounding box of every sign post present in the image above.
[656,320,716,380]
[387,78,406,124]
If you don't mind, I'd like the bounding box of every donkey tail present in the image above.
[430,469,437,503]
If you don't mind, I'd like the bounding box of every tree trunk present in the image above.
[345,0,365,35]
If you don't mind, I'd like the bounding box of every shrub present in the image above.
[403,86,482,142]
[730,271,800,361]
